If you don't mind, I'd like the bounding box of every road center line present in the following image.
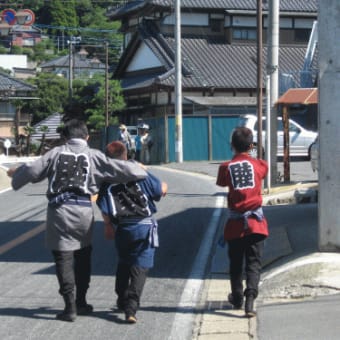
[0,223,45,255]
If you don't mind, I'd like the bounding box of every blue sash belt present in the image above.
[48,192,92,207]
[228,207,264,230]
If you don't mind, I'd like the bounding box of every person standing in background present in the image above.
[140,125,153,165]
[117,124,132,156]
[134,126,142,162]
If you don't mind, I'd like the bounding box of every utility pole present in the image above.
[266,0,280,189]
[318,0,340,250]
[256,0,263,160]
[265,74,271,188]
[68,37,73,99]
[105,41,109,145]
[266,0,280,188]
[175,0,183,162]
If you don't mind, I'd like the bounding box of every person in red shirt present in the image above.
[216,126,268,317]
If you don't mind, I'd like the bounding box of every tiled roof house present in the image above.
[39,50,106,79]
[0,72,37,138]
[108,0,318,124]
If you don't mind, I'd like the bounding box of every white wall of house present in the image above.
[0,55,27,72]
[294,18,315,29]
[153,92,168,105]
[233,16,257,27]
[127,43,163,71]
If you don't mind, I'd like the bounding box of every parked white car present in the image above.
[310,136,319,172]
[238,114,318,158]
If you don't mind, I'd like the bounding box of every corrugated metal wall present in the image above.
[145,115,240,163]
[211,116,240,160]
[101,115,241,163]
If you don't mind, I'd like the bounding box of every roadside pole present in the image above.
[175,0,183,163]
[4,139,11,157]
[265,75,271,189]
[267,0,280,187]
[318,1,340,250]
[256,0,263,161]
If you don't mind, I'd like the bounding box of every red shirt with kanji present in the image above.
[216,153,269,240]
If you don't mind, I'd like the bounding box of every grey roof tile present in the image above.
[116,7,317,92]
[40,54,105,69]
[152,0,317,11]
[185,95,257,106]
[31,112,63,140]
[118,25,310,92]
[120,46,308,91]
[108,0,317,19]
[0,72,36,92]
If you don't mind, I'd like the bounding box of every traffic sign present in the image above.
[4,138,11,156]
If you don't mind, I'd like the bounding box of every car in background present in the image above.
[238,114,318,158]
[310,136,319,172]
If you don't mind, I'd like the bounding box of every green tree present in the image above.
[22,73,69,123]
[66,75,125,130]
[22,0,46,14]
[10,46,23,55]
[49,0,79,28]
[74,3,122,64]
[37,0,79,48]
[37,125,49,155]
[23,124,35,156]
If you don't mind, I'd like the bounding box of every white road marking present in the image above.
[168,195,225,340]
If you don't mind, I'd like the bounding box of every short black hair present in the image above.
[62,119,88,140]
[231,127,253,152]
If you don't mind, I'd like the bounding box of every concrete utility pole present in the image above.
[266,0,280,187]
[318,1,340,250]
[105,42,109,145]
[68,37,73,99]
[256,0,263,161]
[175,0,183,163]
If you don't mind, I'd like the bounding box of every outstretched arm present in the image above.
[7,167,17,178]
[7,155,50,190]
[93,150,147,184]
[161,181,168,196]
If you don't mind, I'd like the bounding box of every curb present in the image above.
[263,183,318,205]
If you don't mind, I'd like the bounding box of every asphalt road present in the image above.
[0,167,222,340]
[257,294,340,340]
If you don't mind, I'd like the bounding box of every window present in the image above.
[233,29,256,40]
[127,97,151,107]
[295,29,310,42]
